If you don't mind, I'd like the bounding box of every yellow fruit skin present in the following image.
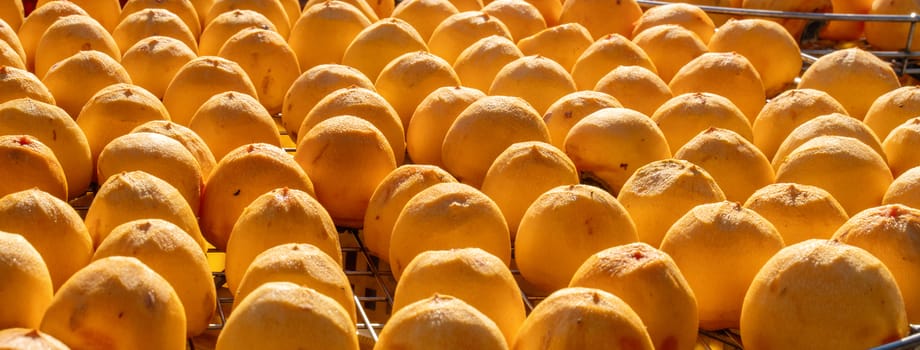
[388,182,512,280]
[376,294,509,350]
[884,166,920,209]
[865,0,920,51]
[162,56,259,126]
[523,0,561,26]
[516,184,638,294]
[593,65,672,117]
[832,205,920,323]
[121,36,197,99]
[219,27,300,114]
[34,15,120,80]
[741,240,909,350]
[205,0,291,37]
[0,40,24,69]
[453,35,522,92]
[660,201,784,330]
[0,134,67,200]
[617,159,726,247]
[821,0,872,40]
[631,3,715,43]
[797,47,900,120]
[0,98,92,199]
[131,120,218,181]
[865,86,920,141]
[406,86,485,167]
[288,1,372,72]
[0,189,92,291]
[303,0,379,22]
[743,183,849,245]
[741,0,832,37]
[85,170,206,250]
[375,51,461,128]
[441,95,550,187]
[752,88,849,161]
[295,116,397,227]
[669,52,765,123]
[392,248,525,346]
[224,187,342,294]
[481,142,578,235]
[651,92,753,154]
[281,64,375,142]
[41,50,132,120]
[770,112,886,169]
[363,164,457,261]
[512,287,654,350]
[544,90,622,151]
[775,135,893,216]
[199,143,315,251]
[35,0,122,32]
[76,83,171,174]
[571,33,658,91]
[120,0,202,38]
[0,328,69,349]
[0,231,53,330]
[482,0,546,43]
[488,55,576,116]
[233,243,355,322]
[707,19,801,97]
[198,9,277,57]
[111,8,197,55]
[40,256,187,350]
[427,11,512,65]
[570,243,699,350]
[18,1,88,72]
[297,87,406,164]
[92,219,216,337]
[190,0,215,29]
[558,0,642,39]
[391,0,459,41]
[0,1,22,32]
[675,128,775,203]
[0,65,54,105]
[217,282,359,350]
[188,91,282,162]
[0,14,25,67]
[97,132,203,215]
[563,107,671,194]
[516,23,593,71]
[883,118,920,178]
[342,18,428,81]
[632,24,708,83]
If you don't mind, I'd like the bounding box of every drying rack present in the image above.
[194,227,754,350]
[62,2,920,348]
[190,223,920,350]
[637,0,920,76]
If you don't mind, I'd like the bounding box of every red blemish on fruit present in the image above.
[17,136,31,145]
[884,205,902,218]
[632,251,644,260]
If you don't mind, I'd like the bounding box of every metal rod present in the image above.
[637,0,920,22]
[870,332,920,350]
[349,229,396,308]
[354,294,380,342]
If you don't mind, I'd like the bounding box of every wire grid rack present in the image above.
[66,2,920,346]
[636,0,920,76]
[193,227,755,350]
[191,224,920,350]
[127,88,914,349]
